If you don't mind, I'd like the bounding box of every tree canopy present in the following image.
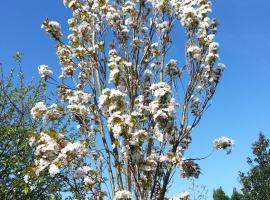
[0,55,62,199]
[213,187,230,200]
[239,133,270,200]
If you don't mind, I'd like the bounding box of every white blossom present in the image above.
[42,20,63,38]
[74,166,94,178]
[84,176,95,185]
[49,164,60,177]
[150,82,171,98]
[179,192,190,200]
[214,136,234,150]
[187,45,201,59]
[169,191,190,200]
[61,142,87,156]
[112,124,122,138]
[114,190,132,200]
[38,65,52,79]
[46,104,62,120]
[24,175,30,184]
[31,102,47,119]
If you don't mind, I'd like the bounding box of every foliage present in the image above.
[31,0,233,199]
[230,188,242,200]
[239,133,270,200]
[0,54,62,199]
[213,187,230,200]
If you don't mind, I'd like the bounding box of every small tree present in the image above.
[230,188,242,200]
[213,187,230,200]
[0,54,62,199]
[31,0,233,199]
[239,133,270,200]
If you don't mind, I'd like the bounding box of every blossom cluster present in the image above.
[99,88,127,139]
[41,19,62,39]
[114,190,132,200]
[38,65,52,79]
[149,82,176,142]
[34,131,87,177]
[31,102,47,119]
[57,45,75,77]
[170,0,225,91]
[67,90,91,117]
[31,102,62,120]
[108,49,122,83]
[214,136,234,150]
[108,49,132,84]
[169,192,190,200]
[73,165,96,186]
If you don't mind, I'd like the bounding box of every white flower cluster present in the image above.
[169,191,190,200]
[99,88,126,110]
[46,104,63,120]
[150,82,171,98]
[31,102,62,120]
[108,49,132,84]
[123,1,137,14]
[49,164,60,177]
[176,0,220,64]
[34,132,63,176]
[106,6,130,37]
[179,191,190,200]
[171,0,212,28]
[41,20,63,39]
[99,90,151,163]
[205,41,219,65]
[99,88,127,138]
[187,45,201,60]
[83,176,95,185]
[31,102,47,119]
[159,147,184,166]
[213,136,234,150]
[63,0,77,8]
[73,166,96,186]
[170,0,224,90]
[149,82,176,142]
[108,49,121,83]
[34,131,87,177]
[73,166,93,178]
[147,0,171,13]
[78,21,92,38]
[166,59,182,77]
[158,21,170,33]
[67,90,91,116]
[150,42,160,57]
[57,45,75,77]
[114,190,132,200]
[38,65,53,79]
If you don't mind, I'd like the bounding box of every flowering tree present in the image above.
[30,0,234,199]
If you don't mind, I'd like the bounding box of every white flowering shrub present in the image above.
[31,0,233,199]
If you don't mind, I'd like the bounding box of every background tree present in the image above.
[30,0,233,199]
[230,188,242,200]
[239,133,270,200]
[213,187,230,200]
[0,53,62,199]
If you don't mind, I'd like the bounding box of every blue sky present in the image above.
[0,0,270,198]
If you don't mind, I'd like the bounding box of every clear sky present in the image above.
[0,0,270,199]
